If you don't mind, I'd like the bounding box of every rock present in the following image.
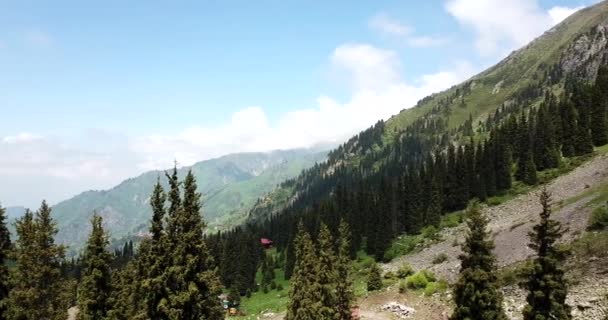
[380,302,416,319]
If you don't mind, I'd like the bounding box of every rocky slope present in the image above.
[378,152,608,320]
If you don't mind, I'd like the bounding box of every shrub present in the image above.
[424,280,448,296]
[276,283,284,291]
[383,271,396,279]
[588,205,608,230]
[405,271,429,289]
[424,281,439,296]
[396,264,414,279]
[421,225,439,240]
[432,253,448,265]
[420,269,437,282]
[270,281,277,290]
[398,280,407,294]
[367,263,383,291]
[262,285,269,294]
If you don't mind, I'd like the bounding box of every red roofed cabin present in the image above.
[260,238,273,249]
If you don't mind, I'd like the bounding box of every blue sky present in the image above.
[0,0,595,207]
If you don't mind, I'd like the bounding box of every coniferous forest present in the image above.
[4,6,608,319]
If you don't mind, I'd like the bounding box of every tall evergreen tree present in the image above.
[591,65,608,146]
[8,202,66,320]
[140,178,169,319]
[522,189,571,320]
[317,224,338,319]
[78,214,113,320]
[286,223,322,320]
[335,221,354,320]
[0,204,10,320]
[451,201,506,320]
[162,170,223,320]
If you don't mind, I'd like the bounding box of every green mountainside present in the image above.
[49,148,327,252]
[249,1,608,222]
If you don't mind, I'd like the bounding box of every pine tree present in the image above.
[335,221,354,320]
[286,223,322,320]
[521,151,538,186]
[317,224,338,319]
[367,262,383,292]
[8,202,67,320]
[78,214,113,320]
[0,204,11,320]
[451,201,507,320]
[162,170,224,320]
[522,189,571,320]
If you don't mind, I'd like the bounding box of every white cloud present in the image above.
[369,13,449,48]
[548,6,583,25]
[330,44,402,91]
[1,44,476,208]
[408,36,450,48]
[369,13,413,36]
[133,45,475,171]
[445,0,583,56]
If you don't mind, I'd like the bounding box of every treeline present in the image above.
[0,169,229,320]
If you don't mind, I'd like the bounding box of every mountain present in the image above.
[50,148,327,251]
[248,1,608,223]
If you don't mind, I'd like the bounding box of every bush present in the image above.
[420,269,437,282]
[424,280,448,296]
[405,271,429,289]
[270,281,277,290]
[588,205,608,230]
[421,225,439,240]
[396,264,414,279]
[276,283,284,291]
[262,285,269,294]
[383,271,396,279]
[399,280,407,294]
[432,253,448,265]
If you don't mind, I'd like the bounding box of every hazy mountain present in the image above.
[49,148,327,252]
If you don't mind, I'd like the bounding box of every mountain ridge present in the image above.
[47,147,328,252]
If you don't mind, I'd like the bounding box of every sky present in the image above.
[0,0,597,208]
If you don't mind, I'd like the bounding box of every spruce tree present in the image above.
[335,221,354,320]
[317,224,338,319]
[522,189,571,320]
[591,65,608,146]
[78,214,113,320]
[8,202,66,320]
[140,178,169,319]
[451,201,506,320]
[286,223,322,320]
[0,204,10,320]
[367,262,383,292]
[162,170,223,320]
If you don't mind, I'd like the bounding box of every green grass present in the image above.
[234,267,290,319]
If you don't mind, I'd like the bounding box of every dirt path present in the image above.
[384,154,608,283]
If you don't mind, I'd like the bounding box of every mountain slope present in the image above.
[50,148,327,251]
[249,1,608,222]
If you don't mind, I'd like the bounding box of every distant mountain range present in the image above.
[22,148,328,253]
